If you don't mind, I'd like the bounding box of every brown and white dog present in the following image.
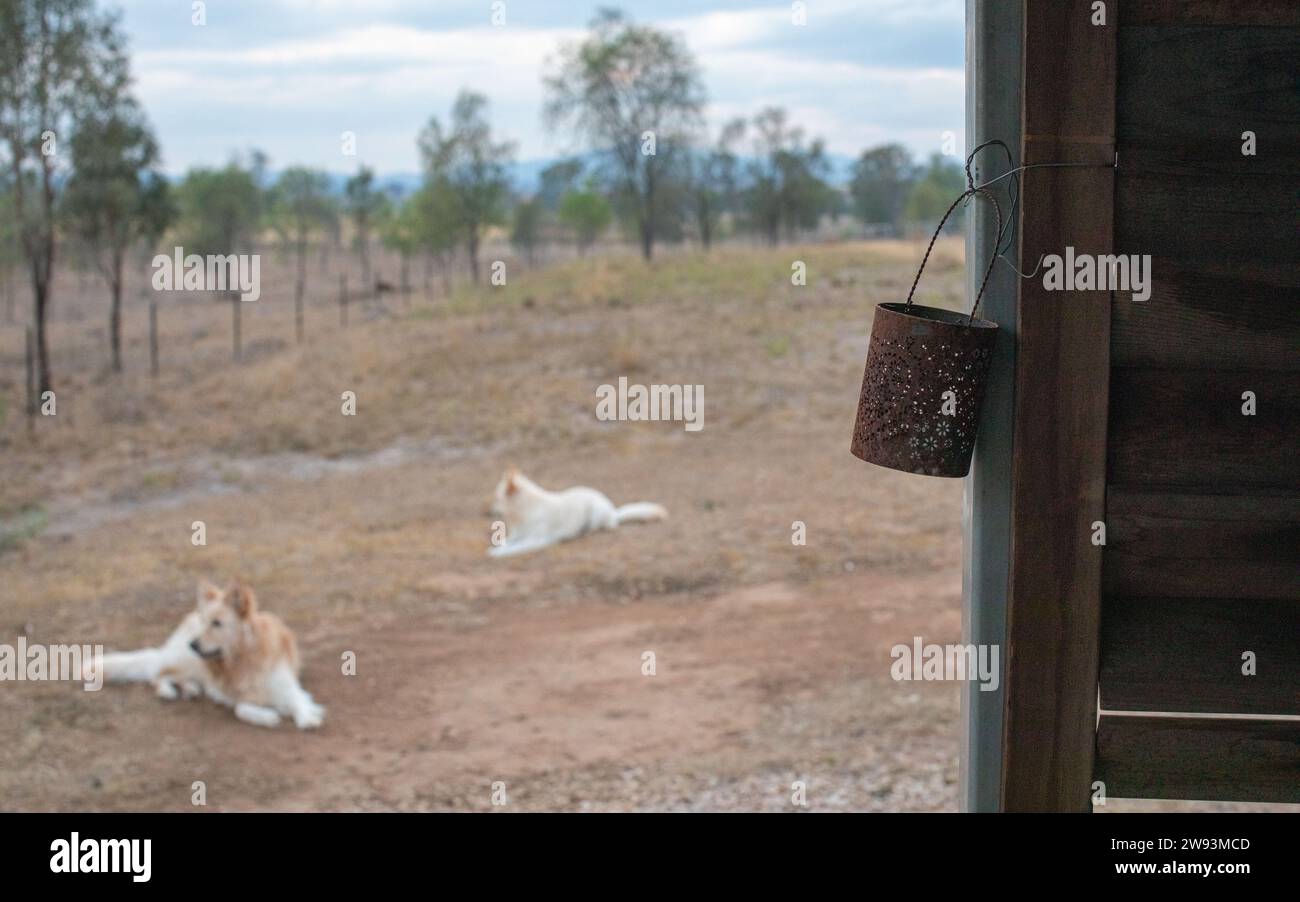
[93,580,324,729]
[488,466,667,557]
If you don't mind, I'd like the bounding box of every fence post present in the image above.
[232,295,242,361]
[295,284,305,344]
[24,326,35,432]
[149,301,159,377]
[339,274,348,327]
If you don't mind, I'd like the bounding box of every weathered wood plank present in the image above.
[1115,169,1295,266]
[1112,24,1300,368]
[1002,0,1114,813]
[1104,488,1300,599]
[1095,716,1300,803]
[1107,368,1300,490]
[1122,1,1300,27]
[1100,596,1300,714]
[1110,260,1300,371]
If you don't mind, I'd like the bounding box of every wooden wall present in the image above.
[1093,0,1300,804]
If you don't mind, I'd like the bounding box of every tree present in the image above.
[269,167,336,318]
[536,158,583,211]
[557,181,612,256]
[344,166,387,289]
[0,0,126,393]
[410,178,460,294]
[544,9,704,261]
[687,118,744,250]
[510,197,543,266]
[417,91,514,284]
[905,153,966,232]
[850,144,916,238]
[744,108,834,244]
[64,99,172,371]
[379,192,421,293]
[176,162,262,257]
[176,161,263,358]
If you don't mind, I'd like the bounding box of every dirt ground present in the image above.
[0,240,1265,811]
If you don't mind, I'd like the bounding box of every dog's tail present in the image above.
[614,502,668,526]
[95,648,165,683]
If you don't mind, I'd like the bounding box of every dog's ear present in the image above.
[505,470,518,496]
[226,583,257,619]
[196,579,223,608]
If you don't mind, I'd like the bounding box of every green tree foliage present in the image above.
[687,118,744,250]
[344,165,388,289]
[511,197,544,266]
[64,99,172,371]
[536,158,583,212]
[905,153,967,232]
[418,90,514,284]
[176,162,263,257]
[269,166,337,306]
[557,180,613,255]
[544,9,704,261]
[744,107,834,245]
[850,143,916,238]
[0,0,129,392]
[409,178,460,291]
[378,192,421,291]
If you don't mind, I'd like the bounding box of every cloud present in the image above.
[123,1,963,176]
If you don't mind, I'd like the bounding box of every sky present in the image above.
[115,0,965,178]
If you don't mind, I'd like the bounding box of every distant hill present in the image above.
[184,153,861,200]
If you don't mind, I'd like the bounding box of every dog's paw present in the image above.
[154,679,180,701]
[234,702,282,728]
[294,703,326,730]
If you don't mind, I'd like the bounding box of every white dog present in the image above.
[92,580,325,730]
[488,466,667,557]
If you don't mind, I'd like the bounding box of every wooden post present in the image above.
[1001,0,1115,812]
[24,326,35,431]
[295,285,304,344]
[339,274,348,327]
[149,302,159,377]
[232,295,242,361]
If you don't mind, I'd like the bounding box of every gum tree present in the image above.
[344,166,387,290]
[687,118,744,251]
[850,144,916,238]
[557,180,612,256]
[270,167,336,308]
[544,9,704,261]
[417,91,514,284]
[0,0,126,393]
[64,100,172,371]
[745,107,834,245]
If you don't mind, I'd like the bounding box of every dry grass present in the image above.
[0,238,983,811]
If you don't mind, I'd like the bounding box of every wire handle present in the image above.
[903,139,1115,323]
[903,186,1002,324]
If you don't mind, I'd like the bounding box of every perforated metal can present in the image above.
[850,302,998,477]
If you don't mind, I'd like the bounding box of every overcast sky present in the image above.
[116,0,964,176]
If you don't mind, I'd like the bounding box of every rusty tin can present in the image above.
[850,302,998,477]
